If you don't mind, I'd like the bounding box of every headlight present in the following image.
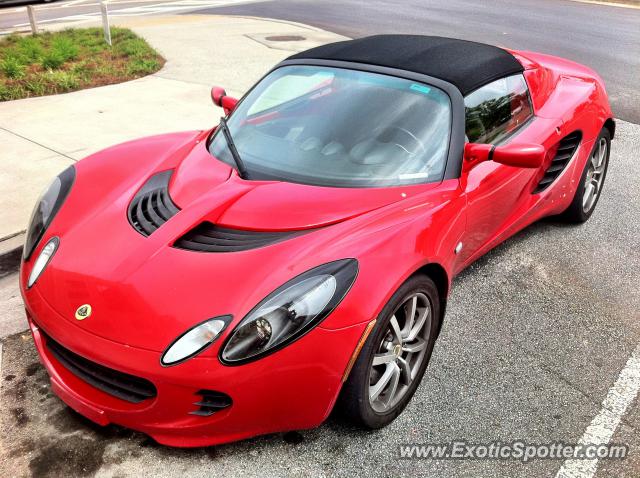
[24,166,75,260]
[161,316,232,366]
[27,237,59,288]
[220,259,358,365]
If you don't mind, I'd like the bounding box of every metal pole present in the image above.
[100,1,112,46]
[26,6,38,35]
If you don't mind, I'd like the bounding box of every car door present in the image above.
[455,74,537,268]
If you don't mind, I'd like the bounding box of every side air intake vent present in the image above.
[174,222,304,252]
[534,131,582,193]
[189,390,232,417]
[128,170,180,236]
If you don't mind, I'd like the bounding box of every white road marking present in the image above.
[6,0,264,28]
[61,0,93,8]
[555,342,640,478]
[568,0,640,9]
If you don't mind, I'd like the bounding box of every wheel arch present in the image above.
[411,262,450,338]
[603,118,615,140]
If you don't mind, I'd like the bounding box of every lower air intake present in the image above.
[44,332,157,403]
[189,390,232,416]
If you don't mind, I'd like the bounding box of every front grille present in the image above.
[189,389,232,416]
[174,222,305,252]
[44,332,157,403]
[128,170,180,236]
[534,131,582,193]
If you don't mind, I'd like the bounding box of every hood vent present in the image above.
[534,131,582,193]
[174,222,305,252]
[128,170,180,236]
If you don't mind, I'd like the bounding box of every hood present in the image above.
[32,132,437,352]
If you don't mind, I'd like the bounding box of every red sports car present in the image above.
[20,35,614,447]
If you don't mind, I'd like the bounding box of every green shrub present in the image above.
[0,83,24,100]
[116,37,149,57]
[0,56,25,79]
[0,84,10,100]
[18,36,44,61]
[40,51,66,70]
[127,58,159,76]
[24,76,46,96]
[51,37,79,62]
[42,70,79,91]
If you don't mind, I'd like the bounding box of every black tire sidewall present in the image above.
[340,274,440,429]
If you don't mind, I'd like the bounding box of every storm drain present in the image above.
[265,35,306,42]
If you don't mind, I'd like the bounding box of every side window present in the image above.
[464,74,533,144]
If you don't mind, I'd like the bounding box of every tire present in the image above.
[336,274,440,429]
[560,128,611,223]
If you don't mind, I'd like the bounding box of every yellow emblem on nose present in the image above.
[75,304,92,320]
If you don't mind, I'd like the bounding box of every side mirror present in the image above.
[492,143,545,168]
[211,86,239,115]
[463,142,545,172]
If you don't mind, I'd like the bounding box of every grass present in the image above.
[0,28,164,101]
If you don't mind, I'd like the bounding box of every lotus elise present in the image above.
[20,35,614,446]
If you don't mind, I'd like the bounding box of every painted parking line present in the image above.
[556,342,640,478]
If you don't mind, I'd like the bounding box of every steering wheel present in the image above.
[384,126,427,156]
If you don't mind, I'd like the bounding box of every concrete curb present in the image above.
[0,232,24,278]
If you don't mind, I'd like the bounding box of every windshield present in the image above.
[208,65,452,188]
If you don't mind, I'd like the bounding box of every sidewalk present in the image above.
[0,14,347,265]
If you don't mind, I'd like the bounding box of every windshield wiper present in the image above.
[217,116,250,179]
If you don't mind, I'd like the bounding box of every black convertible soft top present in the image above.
[287,35,524,96]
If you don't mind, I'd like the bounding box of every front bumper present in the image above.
[23,286,367,447]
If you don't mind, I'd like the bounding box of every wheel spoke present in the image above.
[592,178,601,194]
[582,182,595,208]
[401,296,417,338]
[598,139,606,165]
[389,315,403,344]
[370,363,394,402]
[384,363,401,407]
[407,306,429,342]
[373,352,397,366]
[403,337,427,354]
[397,357,411,385]
[592,142,601,168]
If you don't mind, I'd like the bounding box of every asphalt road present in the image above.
[207,0,640,124]
[2,0,638,122]
[1,120,639,476]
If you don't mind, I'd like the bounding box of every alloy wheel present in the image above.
[368,292,432,413]
[583,137,608,213]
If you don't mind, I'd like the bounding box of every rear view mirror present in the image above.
[463,142,545,172]
[211,86,239,115]
[492,143,545,168]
